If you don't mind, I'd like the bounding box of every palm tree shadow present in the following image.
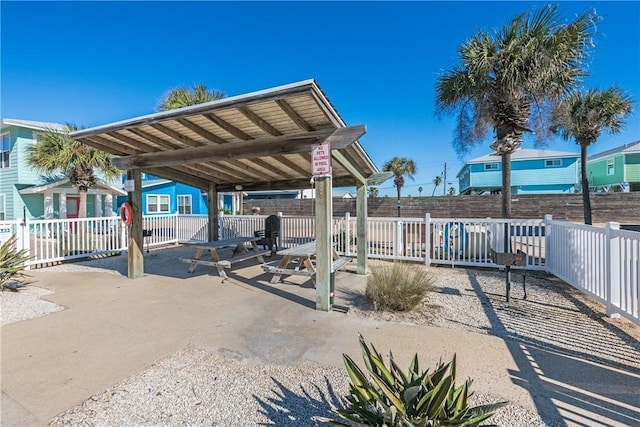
[253,376,346,426]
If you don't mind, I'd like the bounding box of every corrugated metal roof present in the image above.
[1,118,66,132]
[71,80,378,192]
[588,141,640,161]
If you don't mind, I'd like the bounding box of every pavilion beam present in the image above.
[315,175,332,312]
[143,167,211,191]
[111,125,366,170]
[216,176,356,192]
[127,169,144,279]
[356,181,368,275]
[332,150,367,184]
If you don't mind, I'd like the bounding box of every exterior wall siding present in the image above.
[589,155,625,186]
[461,156,579,193]
[624,154,640,182]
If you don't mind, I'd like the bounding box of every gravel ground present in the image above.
[1,283,64,326]
[3,252,639,426]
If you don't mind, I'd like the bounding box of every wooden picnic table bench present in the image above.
[180,237,271,279]
[262,240,353,284]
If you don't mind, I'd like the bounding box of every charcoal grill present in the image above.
[490,249,527,302]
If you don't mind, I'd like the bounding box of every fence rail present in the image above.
[2,212,638,325]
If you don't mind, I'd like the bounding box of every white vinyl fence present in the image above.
[546,219,639,325]
[3,212,637,325]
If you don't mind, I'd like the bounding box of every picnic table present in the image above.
[180,237,271,279]
[262,241,352,284]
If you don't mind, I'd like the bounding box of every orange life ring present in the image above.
[120,202,133,226]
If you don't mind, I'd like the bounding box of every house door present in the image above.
[66,196,80,219]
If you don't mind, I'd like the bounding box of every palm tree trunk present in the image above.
[79,190,88,219]
[396,186,401,217]
[581,145,592,225]
[501,153,512,219]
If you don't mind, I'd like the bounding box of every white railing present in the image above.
[176,214,209,242]
[430,217,546,268]
[6,212,638,325]
[546,219,639,325]
[25,217,125,266]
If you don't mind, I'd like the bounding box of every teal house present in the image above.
[457,148,581,195]
[0,118,125,221]
[587,141,640,192]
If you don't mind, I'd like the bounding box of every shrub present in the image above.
[321,334,506,426]
[1,235,31,291]
[366,262,432,311]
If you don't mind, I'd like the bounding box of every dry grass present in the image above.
[365,261,434,312]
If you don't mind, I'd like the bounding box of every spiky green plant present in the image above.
[321,335,506,426]
[1,235,32,291]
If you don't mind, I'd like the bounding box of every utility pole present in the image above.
[443,162,447,196]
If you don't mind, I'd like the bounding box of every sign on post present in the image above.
[311,142,331,175]
[0,226,12,245]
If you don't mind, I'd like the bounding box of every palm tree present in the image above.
[368,186,379,198]
[435,5,595,218]
[26,125,119,218]
[418,186,423,197]
[382,157,417,217]
[447,187,456,196]
[432,176,442,196]
[550,87,633,224]
[158,83,226,111]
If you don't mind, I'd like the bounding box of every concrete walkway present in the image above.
[2,255,639,426]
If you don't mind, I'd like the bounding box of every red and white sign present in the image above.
[311,142,331,175]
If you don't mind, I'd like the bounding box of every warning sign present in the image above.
[311,142,331,175]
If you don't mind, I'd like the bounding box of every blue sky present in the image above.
[2,1,639,197]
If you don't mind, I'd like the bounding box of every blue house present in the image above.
[457,148,581,195]
[118,174,241,215]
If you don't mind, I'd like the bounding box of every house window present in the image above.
[545,159,562,167]
[147,194,170,213]
[484,163,499,170]
[1,133,10,169]
[0,194,5,220]
[177,195,192,214]
[606,159,615,176]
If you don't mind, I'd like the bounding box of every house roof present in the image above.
[0,118,66,132]
[588,141,640,161]
[70,80,379,192]
[457,148,579,177]
[18,178,126,195]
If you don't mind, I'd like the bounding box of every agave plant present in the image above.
[1,235,32,291]
[321,335,506,426]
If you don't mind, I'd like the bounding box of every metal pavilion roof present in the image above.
[71,80,379,192]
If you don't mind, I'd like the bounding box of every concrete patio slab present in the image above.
[2,248,639,426]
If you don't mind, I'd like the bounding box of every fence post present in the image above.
[345,212,351,256]
[218,211,225,239]
[120,220,127,252]
[19,217,31,269]
[174,212,179,244]
[394,219,403,257]
[543,214,553,273]
[425,213,431,266]
[605,221,621,318]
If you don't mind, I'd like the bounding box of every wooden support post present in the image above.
[356,181,368,275]
[127,169,144,279]
[315,175,332,311]
[207,182,218,242]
